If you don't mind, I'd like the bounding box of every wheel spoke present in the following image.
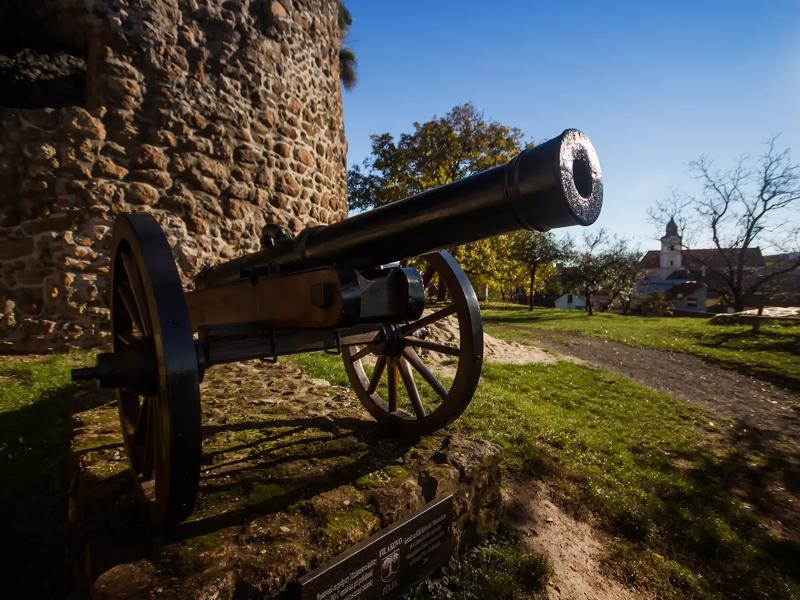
[119,390,140,437]
[403,337,461,356]
[402,347,449,400]
[350,344,374,361]
[120,252,151,336]
[398,359,426,418]
[117,282,146,336]
[367,355,386,394]
[387,359,398,413]
[422,266,435,287]
[133,397,150,447]
[400,304,457,336]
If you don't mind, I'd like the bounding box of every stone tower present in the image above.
[659,217,682,277]
[0,0,348,352]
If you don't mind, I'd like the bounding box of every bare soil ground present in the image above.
[421,323,648,599]
[498,327,800,437]
[424,315,556,373]
[504,478,646,600]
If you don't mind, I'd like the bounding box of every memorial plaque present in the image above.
[297,495,453,600]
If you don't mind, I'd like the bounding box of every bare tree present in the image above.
[651,135,800,311]
[605,250,642,314]
[560,230,628,316]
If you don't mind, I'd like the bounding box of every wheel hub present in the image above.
[72,338,158,396]
[379,324,405,356]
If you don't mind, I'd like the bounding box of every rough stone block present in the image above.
[124,182,160,205]
[131,144,169,171]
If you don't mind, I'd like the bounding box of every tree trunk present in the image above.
[585,289,593,316]
[528,270,536,311]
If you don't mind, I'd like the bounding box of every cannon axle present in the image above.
[71,339,158,396]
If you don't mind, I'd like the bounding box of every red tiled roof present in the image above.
[683,248,765,269]
[640,250,660,269]
[639,248,765,270]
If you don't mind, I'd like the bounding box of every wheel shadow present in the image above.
[175,413,416,540]
[75,407,419,585]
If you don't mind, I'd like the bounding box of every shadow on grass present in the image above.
[76,410,418,584]
[0,382,75,599]
[696,330,800,390]
[176,415,415,540]
[700,329,800,354]
[605,422,800,598]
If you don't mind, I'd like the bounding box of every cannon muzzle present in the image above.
[199,129,602,287]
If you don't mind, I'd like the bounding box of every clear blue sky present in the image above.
[341,0,800,250]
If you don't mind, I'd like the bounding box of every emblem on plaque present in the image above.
[381,551,400,582]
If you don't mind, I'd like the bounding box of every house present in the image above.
[639,219,765,280]
[555,293,586,310]
[664,281,707,312]
[636,218,767,312]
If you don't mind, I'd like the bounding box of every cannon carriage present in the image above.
[72,129,603,527]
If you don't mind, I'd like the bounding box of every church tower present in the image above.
[659,218,682,277]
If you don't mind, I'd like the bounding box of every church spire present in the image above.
[665,217,678,237]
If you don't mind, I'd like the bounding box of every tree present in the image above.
[348,104,529,297]
[511,231,571,310]
[604,250,642,314]
[338,2,357,90]
[348,103,525,211]
[448,234,531,302]
[560,230,628,316]
[650,136,800,311]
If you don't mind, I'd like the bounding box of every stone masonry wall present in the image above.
[0,0,348,352]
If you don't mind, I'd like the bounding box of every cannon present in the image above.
[71,129,602,527]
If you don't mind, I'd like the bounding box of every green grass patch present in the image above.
[291,351,799,599]
[0,352,91,599]
[406,530,550,600]
[482,305,800,387]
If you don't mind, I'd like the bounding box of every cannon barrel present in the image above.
[199,129,602,287]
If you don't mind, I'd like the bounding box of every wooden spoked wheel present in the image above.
[111,213,202,529]
[342,251,483,436]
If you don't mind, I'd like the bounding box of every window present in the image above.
[669,260,673,266]
[567,294,573,304]
[686,298,697,308]
[0,5,87,108]
[670,245,675,251]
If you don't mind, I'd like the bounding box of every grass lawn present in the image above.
[481,305,800,388]
[293,351,800,600]
[0,352,89,598]
[3,347,797,599]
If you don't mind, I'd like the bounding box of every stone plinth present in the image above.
[70,360,502,599]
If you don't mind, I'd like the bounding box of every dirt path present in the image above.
[492,326,800,436]
[504,478,646,600]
